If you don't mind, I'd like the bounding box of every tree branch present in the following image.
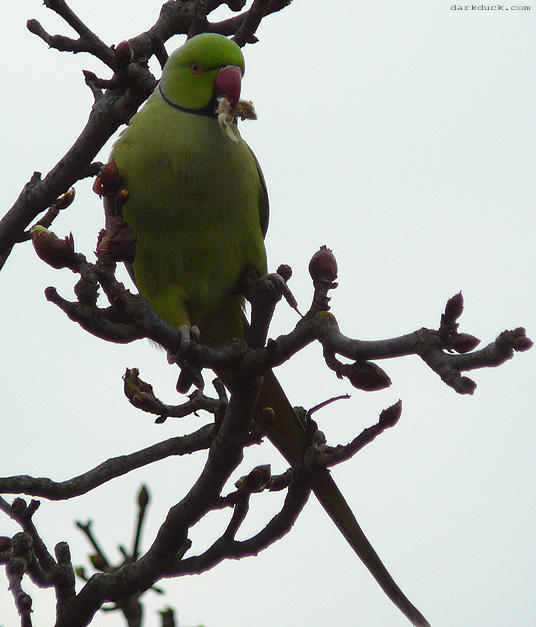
[304,401,403,471]
[53,370,263,627]
[167,462,310,576]
[29,217,533,399]
[4,533,34,627]
[123,367,225,423]
[255,293,532,395]
[0,426,214,500]
[0,72,153,272]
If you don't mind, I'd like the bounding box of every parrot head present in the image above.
[159,33,246,114]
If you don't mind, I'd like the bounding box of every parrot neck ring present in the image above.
[158,83,219,118]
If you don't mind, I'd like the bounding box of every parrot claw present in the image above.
[190,325,201,344]
[179,324,199,349]
[166,325,200,362]
[167,325,204,393]
[176,365,204,394]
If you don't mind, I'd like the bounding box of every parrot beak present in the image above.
[215,65,242,107]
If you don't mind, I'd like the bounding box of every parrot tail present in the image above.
[257,370,431,627]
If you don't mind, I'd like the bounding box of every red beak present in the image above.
[215,65,242,107]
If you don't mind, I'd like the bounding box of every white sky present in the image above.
[1,2,535,626]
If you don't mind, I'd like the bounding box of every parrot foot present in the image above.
[167,325,204,393]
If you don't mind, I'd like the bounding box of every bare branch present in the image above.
[0,71,154,272]
[31,219,533,401]
[0,426,214,500]
[6,499,56,577]
[0,498,77,612]
[2,4,531,626]
[167,462,310,576]
[123,368,223,422]
[38,0,115,66]
[214,0,292,40]
[304,401,403,471]
[256,297,532,395]
[132,486,150,562]
[52,371,263,627]
[26,16,114,68]
[76,521,114,572]
[239,265,299,349]
[232,0,270,46]
[5,533,34,627]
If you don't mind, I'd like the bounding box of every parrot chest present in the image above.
[113,100,267,330]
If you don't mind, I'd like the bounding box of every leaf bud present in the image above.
[444,291,464,321]
[449,332,480,353]
[123,368,155,404]
[138,485,150,508]
[513,334,533,352]
[0,536,11,553]
[459,376,477,395]
[277,264,292,282]
[93,161,122,197]
[341,360,392,391]
[31,226,77,270]
[309,245,338,284]
[505,327,532,352]
[114,40,133,68]
[378,400,402,429]
[89,553,109,572]
[96,222,137,264]
[312,429,328,447]
[54,187,76,210]
[245,464,271,492]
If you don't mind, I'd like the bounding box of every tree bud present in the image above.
[378,400,402,429]
[89,553,109,572]
[114,40,133,68]
[277,264,292,282]
[31,226,76,270]
[123,368,155,404]
[0,536,11,552]
[54,187,76,210]
[342,360,392,391]
[93,161,122,197]
[96,222,136,264]
[444,291,464,321]
[459,376,477,395]
[138,485,150,508]
[449,332,480,353]
[245,465,271,492]
[309,245,338,283]
[513,335,533,351]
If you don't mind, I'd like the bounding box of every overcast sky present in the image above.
[1,2,535,626]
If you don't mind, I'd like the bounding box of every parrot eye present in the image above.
[190,62,203,75]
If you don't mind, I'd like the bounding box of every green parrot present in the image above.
[111,33,430,627]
